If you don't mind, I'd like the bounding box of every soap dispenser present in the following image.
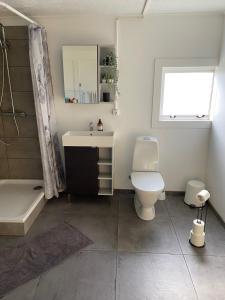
[97,119,103,131]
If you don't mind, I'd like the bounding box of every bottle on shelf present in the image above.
[97,119,103,131]
[89,122,94,131]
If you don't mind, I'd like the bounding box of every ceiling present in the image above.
[0,0,225,17]
[0,0,146,16]
[148,0,225,14]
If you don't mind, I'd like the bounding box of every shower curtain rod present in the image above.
[0,1,39,26]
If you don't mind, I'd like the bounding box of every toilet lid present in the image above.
[131,172,164,192]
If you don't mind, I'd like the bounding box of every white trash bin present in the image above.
[184,180,205,207]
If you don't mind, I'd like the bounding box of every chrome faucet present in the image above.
[89,122,94,131]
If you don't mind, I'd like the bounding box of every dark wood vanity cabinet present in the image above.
[64,146,99,196]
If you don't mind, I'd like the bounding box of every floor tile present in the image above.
[118,215,181,254]
[1,192,225,300]
[19,212,65,243]
[1,210,117,251]
[65,213,117,251]
[119,195,168,217]
[66,194,118,216]
[2,278,39,300]
[185,255,225,300]
[42,195,73,213]
[166,194,214,218]
[33,251,116,300]
[166,194,200,218]
[172,214,225,256]
[44,194,118,217]
[117,252,197,300]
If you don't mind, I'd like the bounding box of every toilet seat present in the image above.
[131,172,164,192]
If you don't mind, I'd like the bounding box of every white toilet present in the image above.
[131,136,165,221]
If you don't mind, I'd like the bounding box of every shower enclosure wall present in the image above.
[0,26,45,235]
[0,26,42,177]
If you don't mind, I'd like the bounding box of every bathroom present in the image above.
[0,0,225,299]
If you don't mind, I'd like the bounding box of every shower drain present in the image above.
[33,186,43,190]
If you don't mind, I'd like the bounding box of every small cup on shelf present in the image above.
[102,92,110,102]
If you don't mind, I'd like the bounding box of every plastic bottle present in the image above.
[97,119,103,131]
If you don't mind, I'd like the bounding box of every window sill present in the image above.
[152,119,212,129]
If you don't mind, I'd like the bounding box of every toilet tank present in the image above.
[132,136,159,172]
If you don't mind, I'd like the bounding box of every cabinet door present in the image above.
[65,146,99,195]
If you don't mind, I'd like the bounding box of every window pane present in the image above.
[162,72,214,116]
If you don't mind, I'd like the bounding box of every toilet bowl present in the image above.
[131,137,165,221]
[131,171,164,220]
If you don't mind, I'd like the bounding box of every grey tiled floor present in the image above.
[1,193,225,300]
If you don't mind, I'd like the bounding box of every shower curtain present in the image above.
[28,25,65,199]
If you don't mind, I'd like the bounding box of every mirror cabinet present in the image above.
[62,45,116,104]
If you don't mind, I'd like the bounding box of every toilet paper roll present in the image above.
[192,219,205,235]
[190,230,205,247]
[196,189,210,204]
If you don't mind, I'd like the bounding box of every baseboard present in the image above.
[166,191,185,196]
[115,189,185,196]
[114,189,134,195]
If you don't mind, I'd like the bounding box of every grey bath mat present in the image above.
[0,223,93,297]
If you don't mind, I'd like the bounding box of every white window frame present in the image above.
[152,58,218,129]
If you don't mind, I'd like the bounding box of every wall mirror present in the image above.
[62,45,98,104]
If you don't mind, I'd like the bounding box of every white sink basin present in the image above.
[62,131,114,147]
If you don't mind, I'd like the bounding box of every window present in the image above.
[161,68,214,120]
[152,59,217,128]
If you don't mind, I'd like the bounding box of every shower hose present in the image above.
[0,23,19,146]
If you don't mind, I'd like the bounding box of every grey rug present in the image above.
[0,223,93,298]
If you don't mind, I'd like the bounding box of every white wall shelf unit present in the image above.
[98,45,116,103]
[98,147,114,195]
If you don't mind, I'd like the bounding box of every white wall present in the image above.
[206,17,225,221]
[117,15,222,190]
[2,14,223,190]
